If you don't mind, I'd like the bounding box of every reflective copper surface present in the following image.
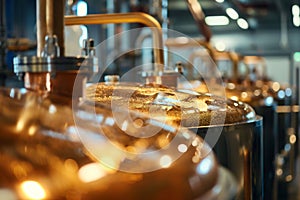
[0,88,233,200]
[85,82,263,199]
[86,82,256,127]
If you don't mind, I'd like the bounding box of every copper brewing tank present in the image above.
[0,87,238,200]
[85,81,264,200]
[7,1,241,198]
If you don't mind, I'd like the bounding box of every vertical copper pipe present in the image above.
[53,0,65,56]
[37,0,65,56]
[37,0,46,56]
[185,0,212,42]
[229,52,240,80]
[46,0,53,35]
[46,0,65,56]
[33,0,65,93]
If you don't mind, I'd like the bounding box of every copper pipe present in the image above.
[47,0,65,56]
[37,0,65,56]
[164,38,215,61]
[164,38,243,79]
[53,0,65,56]
[197,40,215,60]
[46,0,53,35]
[37,0,46,56]
[64,12,164,73]
[185,0,212,42]
[228,51,240,80]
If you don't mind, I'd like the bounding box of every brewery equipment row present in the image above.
[0,0,298,200]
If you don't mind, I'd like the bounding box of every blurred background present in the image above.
[2,0,300,86]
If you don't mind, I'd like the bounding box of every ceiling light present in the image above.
[237,18,249,29]
[292,5,300,16]
[215,0,225,3]
[293,16,300,27]
[205,16,229,26]
[226,8,239,20]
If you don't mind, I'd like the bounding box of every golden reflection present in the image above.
[276,169,283,176]
[192,137,200,147]
[230,96,239,101]
[133,139,148,151]
[28,126,37,136]
[126,174,144,183]
[286,175,293,182]
[12,162,28,179]
[253,90,261,96]
[16,119,25,132]
[133,118,144,128]
[157,135,170,148]
[192,155,201,163]
[64,159,78,172]
[262,91,269,97]
[290,134,297,144]
[19,180,46,200]
[196,100,208,112]
[126,146,137,154]
[78,163,107,183]
[272,82,280,92]
[78,162,110,183]
[192,147,202,163]
[241,92,248,99]
[227,83,236,90]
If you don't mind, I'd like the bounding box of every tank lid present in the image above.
[86,82,257,127]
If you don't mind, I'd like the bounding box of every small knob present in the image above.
[175,62,184,74]
[41,35,60,57]
[81,38,95,56]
